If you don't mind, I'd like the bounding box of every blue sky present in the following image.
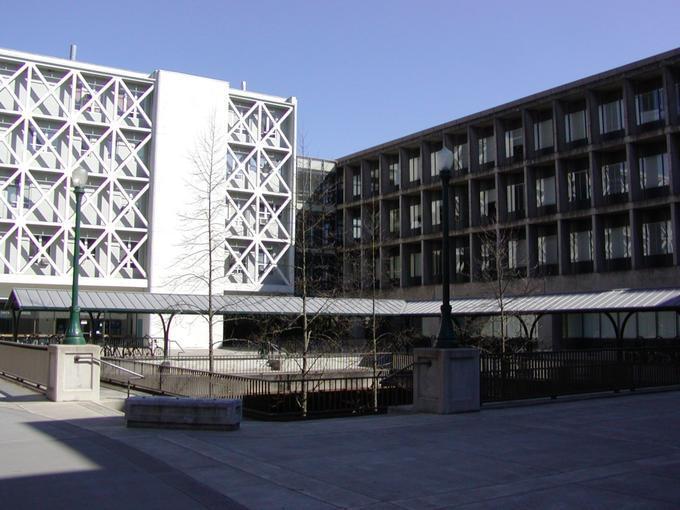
[2,1,679,159]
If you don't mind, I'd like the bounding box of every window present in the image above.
[352,216,361,240]
[387,255,400,281]
[388,158,400,187]
[639,153,669,189]
[534,117,553,150]
[4,183,18,209]
[350,172,362,197]
[602,162,628,196]
[408,152,420,182]
[409,203,421,231]
[643,220,672,256]
[455,247,467,274]
[258,208,270,226]
[75,85,101,113]
[504,128,523,159]
[537,234,557,265]
[432,248,441,276]
[506,182,524,214]
[478,135,495,166]
[370,166,379,193]
[257,251,268,273]
[567,169,591,203]
[536,175,556,207]
[389,208,399,234]
[479,188,496,219]
[431,199,442,226]
[570,230,592,262]
[635,87,665,125]
[28,127,43,153]
[409,252,422,278]
[599,98,624,134]
[480,241,492,273]
[508,238,525,269]
[604,225,630,259]
[565,110,587,143]
[452,143,468,171]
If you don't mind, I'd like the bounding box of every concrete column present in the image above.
[420,239,428,286]
[421,141,433,185]
[626,143,641,201]
[467,126,479,174]
[399,148,408,189]
[590,151,602,208]
[668,133,680,194]
[522,109,535,158]
[495,172,506,223]
[469,179,480,227]
[555,158,568,213]
[629,208,642,270]
[527,223,537,276]
[592,215,605,273]
[662,67,676,127]
[586,89,600,145]
[553,100,566,153]
[557,219,570,275]
[672,203,680,266]
[525,165,536,218]
[399,241,405,289]
[494,118,505,165]
[623,79,637,136]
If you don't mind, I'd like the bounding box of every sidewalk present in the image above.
[1,377,680,509]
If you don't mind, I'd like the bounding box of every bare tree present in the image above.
[170,111,227,375]
[475,226,538,353]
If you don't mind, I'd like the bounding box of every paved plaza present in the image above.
[1,378,680,509]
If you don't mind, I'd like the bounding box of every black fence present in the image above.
[101,356,413,420]
[480,348,680,402]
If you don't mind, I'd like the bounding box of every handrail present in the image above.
[97,358,144,397]
[380,360,430,386]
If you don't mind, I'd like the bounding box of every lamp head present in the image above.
[71,167,89,189]
[435,146,454,175]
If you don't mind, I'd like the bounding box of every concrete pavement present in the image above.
[1,377,680,509]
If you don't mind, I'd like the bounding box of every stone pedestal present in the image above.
[47,344,101,402]
[125,396,242,430]
[413,348,480,414]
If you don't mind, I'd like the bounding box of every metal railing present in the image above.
[480,347,680,403]
[101,354,414,419]
[108,352,413,375]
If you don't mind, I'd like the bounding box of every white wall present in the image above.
[147,70,229,348]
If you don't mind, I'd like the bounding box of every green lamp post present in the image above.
[434,146,458,349]
[64,167,89,345]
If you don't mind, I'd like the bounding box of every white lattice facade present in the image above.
[225,92,295,292]
[0,49,153,293]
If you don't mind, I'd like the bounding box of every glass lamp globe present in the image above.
[71,167,89,188]
[436,146,454,174]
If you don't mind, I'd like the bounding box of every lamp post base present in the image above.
[413,347,480,414]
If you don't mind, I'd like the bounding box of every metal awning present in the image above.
[6,287,680,317]
[5,288,406,316]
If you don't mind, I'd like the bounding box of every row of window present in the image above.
[344,82,676,198]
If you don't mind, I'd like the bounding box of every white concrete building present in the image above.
[0,47,296,348]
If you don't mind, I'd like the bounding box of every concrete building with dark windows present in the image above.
[333,47,680,344]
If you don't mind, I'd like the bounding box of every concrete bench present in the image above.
[124,396,241,430]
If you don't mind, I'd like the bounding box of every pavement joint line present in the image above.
[160,433,370,508]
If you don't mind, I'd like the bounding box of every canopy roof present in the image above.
[6,287,680,317]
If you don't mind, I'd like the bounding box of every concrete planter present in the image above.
[124,396,242,430]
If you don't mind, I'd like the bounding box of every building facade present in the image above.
[334,48,680,342]
[0,47,296,346]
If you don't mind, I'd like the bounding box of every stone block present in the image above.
[47,344,100,402]
[413,347,480,414]
[124,396,242,430]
